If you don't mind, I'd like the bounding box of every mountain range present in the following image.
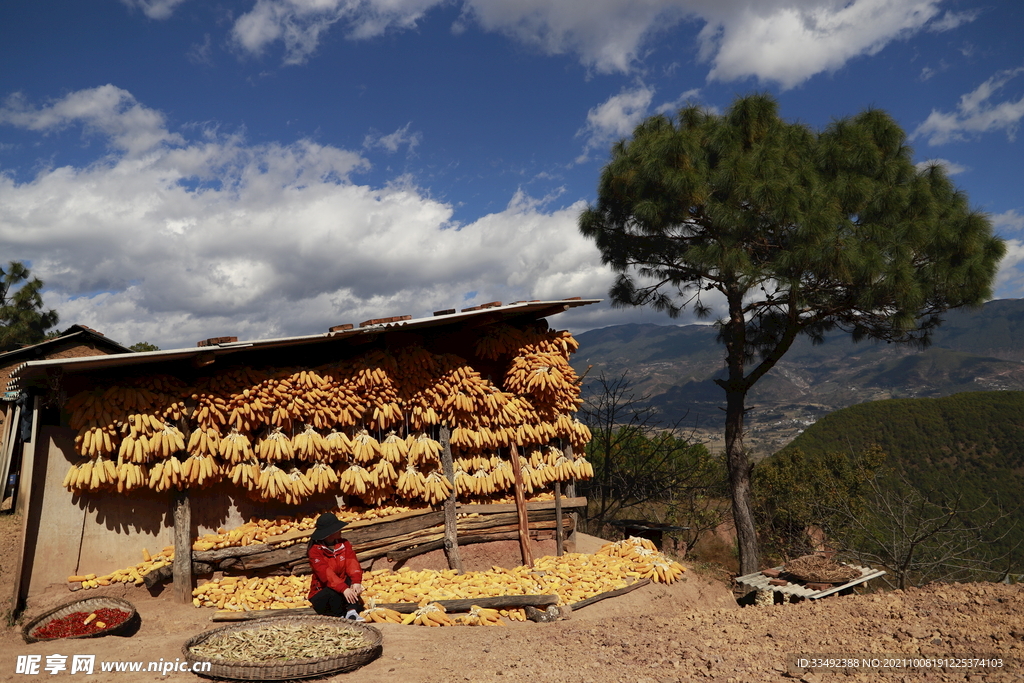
[571,298,1024,457]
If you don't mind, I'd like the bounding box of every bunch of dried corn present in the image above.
[60,326,591,504]
[594,537,687,583]
[70,546,174,589]
[453,605,504,626]
[358,597,405,624]
[401,602,454,626]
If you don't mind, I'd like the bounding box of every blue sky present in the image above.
[1,0,1022,349]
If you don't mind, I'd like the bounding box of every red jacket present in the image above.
[307,539,363,599]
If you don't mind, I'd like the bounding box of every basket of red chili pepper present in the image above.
[22,597,137,643]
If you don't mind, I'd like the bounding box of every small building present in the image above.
[1,325,133,511]
[6,299,597,610]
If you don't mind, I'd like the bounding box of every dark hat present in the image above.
[310,512,348,541]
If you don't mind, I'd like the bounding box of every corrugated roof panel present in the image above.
[6,298,600,392]
[735,565,886,599]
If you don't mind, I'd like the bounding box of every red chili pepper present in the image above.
[32,608,131,640]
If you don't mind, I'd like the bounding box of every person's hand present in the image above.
[344,583,362,602]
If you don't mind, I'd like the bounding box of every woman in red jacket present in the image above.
[307,512,364,619]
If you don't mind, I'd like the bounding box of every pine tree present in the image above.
[578,94,1005,574]
[0,261,60,352]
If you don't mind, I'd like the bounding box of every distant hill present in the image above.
[571,298,1024,456]
[774,391,1024,567]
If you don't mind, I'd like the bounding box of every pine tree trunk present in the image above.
[725,387,759,575]
[721,288,760,576]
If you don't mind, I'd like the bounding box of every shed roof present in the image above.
[0,324,133,365]
[6,298,599,393]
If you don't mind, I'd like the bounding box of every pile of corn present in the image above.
[61,324,593,506]
[68,547,174,588]
[69,500,550,590]
[192,576,311,611]
[596,536,688,583]
[192,538,686,619]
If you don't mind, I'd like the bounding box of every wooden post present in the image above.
[173,487,193,603]
[554,479,564,556]
[438,425,464,573]
[507,445,533,567]
[11,396,40,613]
[564,443,577,551]
[0,404,21,507]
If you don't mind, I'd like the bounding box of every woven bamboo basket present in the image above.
[182,615,383,680]
[22,596,138,644]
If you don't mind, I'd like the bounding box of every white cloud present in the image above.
[221,0,970,87]
[576,84,655,162]
[914,158,967,175]
[654,88,702,115]
[992,211,1024,299]
[993,209,1024,234]
[927,9,980,33]
[462,0,693,74]
[188,34,214,66]
[0,87,618,349]
[994,238,1024,298]
[231,0,440,64]
[699,0,951,89]
[363,123,422,153]
[914,66,1024,145]
[0,85,184,157]
[120,0,189,20]
[919,60,949,82]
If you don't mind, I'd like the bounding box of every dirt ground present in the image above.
[2,512,1022,682]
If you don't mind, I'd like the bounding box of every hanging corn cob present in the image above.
[60,325,591,504]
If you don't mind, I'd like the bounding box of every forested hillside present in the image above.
[772,391,1024,575]
[572,298,1024,456]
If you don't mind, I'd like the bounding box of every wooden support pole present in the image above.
[11,396,40,613]
[554,479,564,557]
[564,442,577,550]
[438,425,464,573]
[507,445,533,567]
[0,403,20,508]
[172,487,193,604]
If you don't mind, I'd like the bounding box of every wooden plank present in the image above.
[172,489,193,604]
[216,515,571,573]
[192,510,447,564]
[570,578,651,611]
[438,424,463,573]
[457,509,555,531]
[190,503,583,566]
[342,507,439,530]
[290,518,573,573]
[210,594,560,621]
[382,594,558,614]
[193,543,284,563]
[386,517,575,563]
[342,511,447,545]
[218,543,306,571]
[456,497,586,515]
